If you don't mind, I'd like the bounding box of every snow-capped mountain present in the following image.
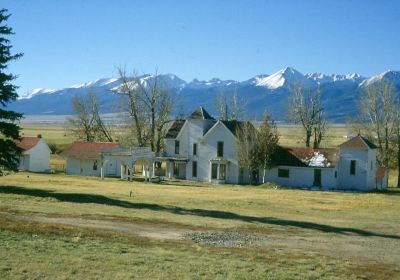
[253,67,314,89]
[359,70,400,88]
[10,67,400,122]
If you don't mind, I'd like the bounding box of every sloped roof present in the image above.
[274,146,339,168]
[14,137,40,151]
[189,106,215,120]
[221,120,256,137]
[339,135,378,149]
[61,142,118,159]
[165,120,186,139]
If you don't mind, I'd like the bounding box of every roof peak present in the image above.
[189,106,215,120]
[339,135,378,149]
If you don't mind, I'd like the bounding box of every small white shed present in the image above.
[14,136,51,172]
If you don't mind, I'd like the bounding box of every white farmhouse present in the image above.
[162,106,387,191]
[160,106,254,184]
[14,136,51,172]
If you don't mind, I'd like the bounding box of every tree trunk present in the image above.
[306,129,312,147]
[397,128,400,188]
[263,168,266,184]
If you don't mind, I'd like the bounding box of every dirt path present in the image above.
[4,212,191,240]
[3,212,400,265]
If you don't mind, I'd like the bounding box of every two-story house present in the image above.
[161,106,252,184]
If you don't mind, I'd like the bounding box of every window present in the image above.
[217,141,224,157]
[174,162,180,177]
[193,143,197,156]
[278,168,289,178]
[219,164,226,180]
[175,140,180,154]
[93,160,98,171]
[334,171,337,178]
[350,160,356,175]
[211,163,218,179]
[370,161,373,171]
[192,161,197,177]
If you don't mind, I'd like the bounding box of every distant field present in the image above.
[21,123,352,148]
[1,173,400,279]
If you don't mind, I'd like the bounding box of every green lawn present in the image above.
[1,173,400,279]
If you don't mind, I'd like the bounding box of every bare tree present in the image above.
[68,90,113,142]
[288,85,326,148]
[358,81,397,169]
[236,121,259,184]
[215,91,245,121]
[257,112,280,183]
[116,68,173,153]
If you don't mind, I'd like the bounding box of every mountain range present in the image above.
[10,67,400,122]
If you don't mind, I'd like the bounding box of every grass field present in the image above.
[1,173,400,279]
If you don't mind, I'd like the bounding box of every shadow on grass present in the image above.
[371,188,400,196]
[1,185,399,240]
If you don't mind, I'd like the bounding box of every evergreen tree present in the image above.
[0,9,23,175]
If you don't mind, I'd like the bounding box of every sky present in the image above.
[3,0,400,95]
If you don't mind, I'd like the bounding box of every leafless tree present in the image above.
[356,81,400,187]
[358,81,397,169]
[288,85,326,148]
[257,112,280,183]
[215,92,245,121]
[116,68,173,153]
[68,90,113,142]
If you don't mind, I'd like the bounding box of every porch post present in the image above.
[120,165,124,180]
[100,167,104,180]
[217,163,220,180]
[152,161,155,177]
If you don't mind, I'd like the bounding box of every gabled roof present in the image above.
[274,146,339,168]
[189,106,215,120]
[339,135,378,149]
[61,142,118,159]
[14,137,41,151]
[165,120,186,139]
[221,120,255,137]
[203,120,256,140]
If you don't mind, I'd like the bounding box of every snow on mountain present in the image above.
[359,70,400,88]
[12,68,400,122]
[254,67,314,89]
[20,88,56,99]
[186,78,238,89]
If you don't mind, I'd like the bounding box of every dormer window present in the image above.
[217,141,224,157]
[175,140,180,154]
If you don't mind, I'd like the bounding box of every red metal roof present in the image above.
[14,137,40,151]
[339,135,378,149]
[61,142,118,159]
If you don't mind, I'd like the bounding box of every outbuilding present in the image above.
[14,136,51,172]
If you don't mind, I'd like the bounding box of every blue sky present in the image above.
[3,0,400,95]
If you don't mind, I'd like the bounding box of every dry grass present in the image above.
[1,172,400,279]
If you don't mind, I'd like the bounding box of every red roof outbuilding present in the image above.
[61,142,118,159]
[14,137,41,151]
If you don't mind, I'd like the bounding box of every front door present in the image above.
[314,169,321,187]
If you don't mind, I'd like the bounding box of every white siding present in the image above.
[263,166,336,188]
[22,139,51,172]
[65,158,101,176]
[337,148,369,190]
